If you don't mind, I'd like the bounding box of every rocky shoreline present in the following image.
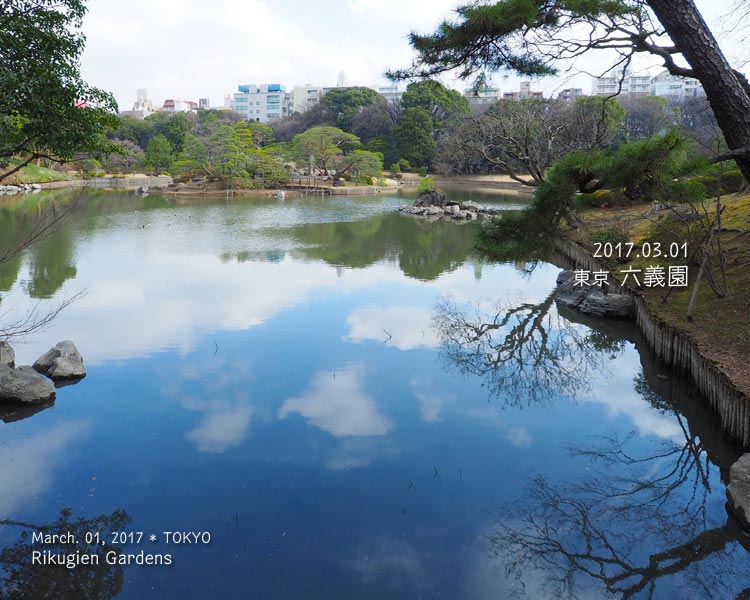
[0,183,43,196]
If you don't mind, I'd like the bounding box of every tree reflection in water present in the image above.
[433,294,626,405]
[0,508,129,599]
[487,432,749,600]
[435,293,750,598]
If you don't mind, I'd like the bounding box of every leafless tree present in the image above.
[435,98,621,185]
[488,406,749,600]
[434,294,626,405]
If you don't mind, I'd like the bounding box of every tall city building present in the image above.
[119,88,156,119]
[230,84,290,123]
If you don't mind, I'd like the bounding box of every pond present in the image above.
[0,188,747,599]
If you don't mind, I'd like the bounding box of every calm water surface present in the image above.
[0,189,747,599]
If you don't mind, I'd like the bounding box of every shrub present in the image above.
[398,158,412,172]
[418,166,428,177]
[662,179,706,203]
[417,176,435,194]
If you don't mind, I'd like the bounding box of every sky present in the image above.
[79,0,747,111]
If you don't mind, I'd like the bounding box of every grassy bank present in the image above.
[1,162,72,184]
[569,193,750,395]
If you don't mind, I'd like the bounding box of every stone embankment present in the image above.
[557,239,750,449]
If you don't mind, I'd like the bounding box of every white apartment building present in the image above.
[651,70,704,99]
[592,67,703,99]
[558,88,584,103]
[592,68,651,96]
[463,85,502,109]
[290,84,326,114]
[372,84,403,104]
[230,84,290,123]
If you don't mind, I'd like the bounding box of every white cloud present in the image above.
[344,305,439,350]
[185,405,254,453]
[80,0,424,109]
[326,437,398,470]
[413,388,455,423]
[278,366,392,437]
[505,427,532,449]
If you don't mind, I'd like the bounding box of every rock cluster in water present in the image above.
[398,191,501,221]
[0,340,86,404]
[727,453,750,532]
[0,184,42,195]
[555,270,633,319]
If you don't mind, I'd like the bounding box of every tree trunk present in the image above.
[648,0,750,183]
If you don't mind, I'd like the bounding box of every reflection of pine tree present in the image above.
[434,294,624,405]
[0,508,130,600]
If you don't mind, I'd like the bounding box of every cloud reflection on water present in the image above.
[278,366,392,438]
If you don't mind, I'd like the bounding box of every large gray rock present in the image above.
[579,291,633,318]
[0,342,14,368]
[555,270,591,308]
[555,270,633,319]
[413,190,448,207]
[727,453,750,532]
[462,201,482,212]
[33,340,86,381]
[0,365,56,404]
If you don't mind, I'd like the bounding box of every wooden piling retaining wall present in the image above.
[558,239,750,449]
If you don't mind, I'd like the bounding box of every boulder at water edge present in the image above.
[555,270,633,319]
[0,341,14,368]
[33,340,86,381]
[727,453,750,532]
[0,365,56,403]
